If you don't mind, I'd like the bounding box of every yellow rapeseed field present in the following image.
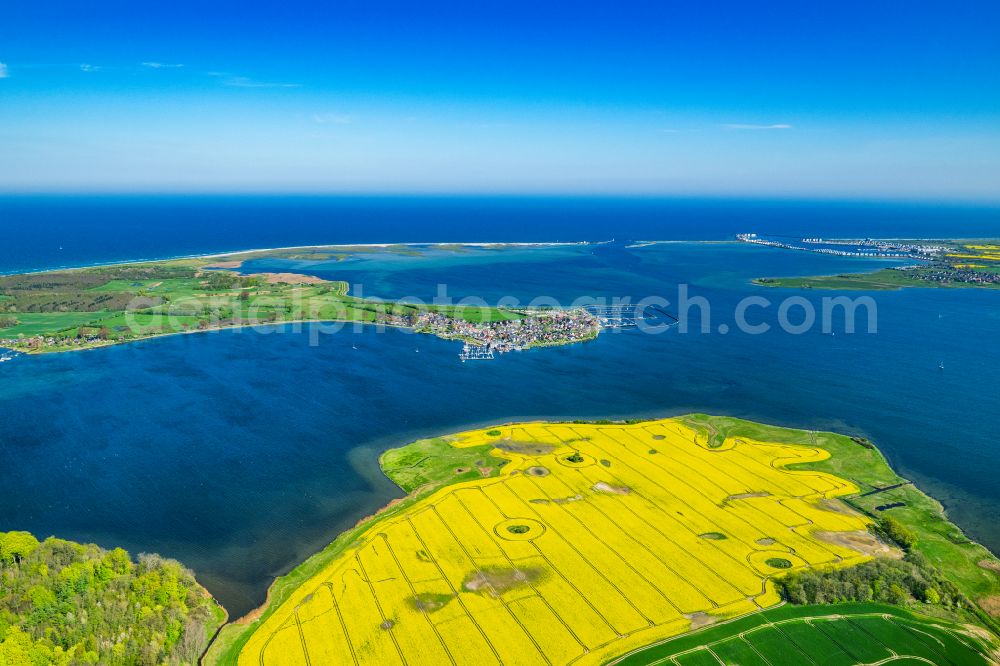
[238,419,875,665]
[947,252,1000,262]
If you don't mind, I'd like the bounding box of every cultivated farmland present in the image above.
[609,602,998,665]
[235,419,880,665]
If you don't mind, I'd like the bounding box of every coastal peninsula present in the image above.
[0,244,600,357]
[206,415,1000,665]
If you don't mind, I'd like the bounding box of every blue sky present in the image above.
[1,0,999,199]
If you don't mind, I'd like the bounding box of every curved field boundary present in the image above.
[676,413,1000,631]
[605,602,998,666]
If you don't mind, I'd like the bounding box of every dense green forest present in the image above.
[779,552,965,607]
[779,516,976,617]
[0,531,224,665]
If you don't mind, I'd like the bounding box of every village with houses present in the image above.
[742,233,1000,289]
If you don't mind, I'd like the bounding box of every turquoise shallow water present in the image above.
[2,238,1000,617]
[3,195,1000,274]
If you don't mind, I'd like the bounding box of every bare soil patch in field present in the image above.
[462,566,545,596]
[496,440,557,455]
[592,481,630,495]
[684,612,715,630]
[821,498,863,516]
[977,595,1000,617]
[256,272,327,285]
[815,530,902,559]
[978,559,1000,574]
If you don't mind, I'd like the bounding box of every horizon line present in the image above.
[0,190,999,208]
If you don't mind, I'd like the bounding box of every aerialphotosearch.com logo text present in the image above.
[639,285,879,335]
[119,282,878,345]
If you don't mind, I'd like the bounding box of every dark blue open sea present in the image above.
[1,196,999,616]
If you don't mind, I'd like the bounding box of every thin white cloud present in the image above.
[207,71,299,90]
[468,121,511,130]
[723,123,792,130]
[142,62,184,69]
[80,64,100,72]
[0,63,8,79]
[225,76,300,89]
[312,113,353,125]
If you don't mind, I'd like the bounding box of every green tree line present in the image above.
[0,531,222,665]
[779,552,965,608]
[779,516,965,610]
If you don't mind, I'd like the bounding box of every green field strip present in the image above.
[897,620,993,665]
[2,256,546,354]
[707,637,772,666]
[812,617,893,663]
[608,603,996,666]
[0,311,109,336]
[673,648,723,666]
[848,617,950,664]
[741,625,817,666]
[772,620,855,666]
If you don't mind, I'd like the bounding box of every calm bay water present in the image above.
[1,197,999,616]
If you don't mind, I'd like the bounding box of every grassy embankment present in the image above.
[0,253,522,353]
